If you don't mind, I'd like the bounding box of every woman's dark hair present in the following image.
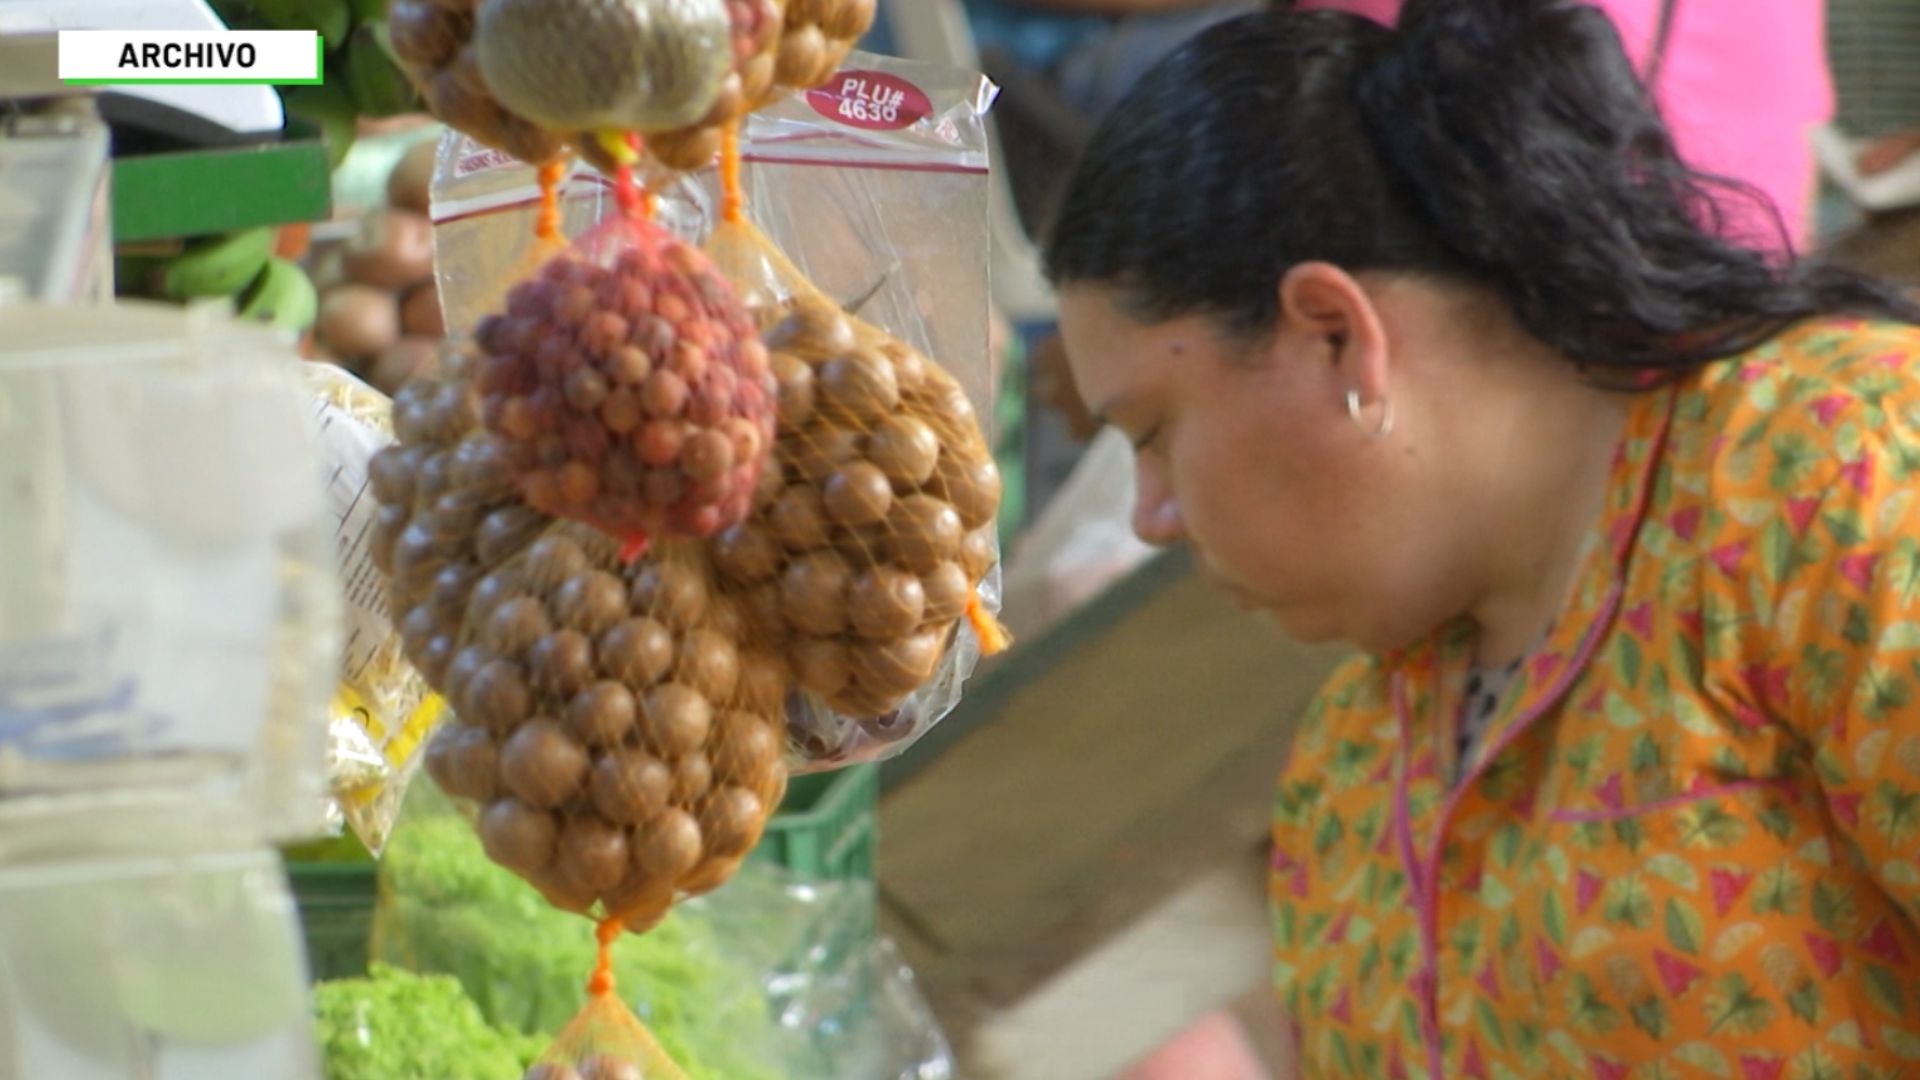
[1043,0,1920,376]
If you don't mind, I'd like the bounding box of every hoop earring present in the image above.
[1346,389,1395,439]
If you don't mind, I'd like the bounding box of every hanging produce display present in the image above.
[358,7,1004,1071]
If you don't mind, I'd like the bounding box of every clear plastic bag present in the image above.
[706,219,1009,764]
[426,50,1006,773]
[388,0,874,174]
[303,362,447,853]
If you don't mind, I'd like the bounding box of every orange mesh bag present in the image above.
[368,349,789,931]
[703,217,1009,769]
[471,176,775,556]
[517,921,690,1080]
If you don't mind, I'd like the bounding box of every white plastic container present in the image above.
[0,300,339,1080]
[0,300,339,836]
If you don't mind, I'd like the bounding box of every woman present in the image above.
[1043,3,1920,1076]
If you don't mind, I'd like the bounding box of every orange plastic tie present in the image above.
[587,916,623,997]
[966,594,1012,656]
[720,122,745,224]
[535,159,567,240]
[618,532,651,565]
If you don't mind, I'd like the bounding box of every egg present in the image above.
[528,629,595,697]
[444,724,501,801]
[779,550,851,636]
[920,561,971,623]
[779,295,856,357]
[818,349,900,422]
[960,527,998,580]
[430,564,482,624]
[670,751,713,804]
[789,636,852,697]
[566,681,638,747]
[450,435,517,497]
[884,495,964,574]
[848,567,927,640]
[597,617,677,685]
[475,506,546,565]
[590,749,672,825]
[464,659,531,734]
[370,504,407,574]
[468,570,524,623]
[784,425,862,483]
[705,596,750,642]
[772,352,815,427]
[738,583,789,646]
[713,521,781,583]
[880,341,928,397]
[629,560,710,631]
[822,461,892,527]
[417,634,458,688]
[640,683,713,757]
[927,453,1003,531]
[522,533,592,587]
[480,797,557,873]
[499,718,589,807]
[850,629,944,698]
[673,630,740,701]
[443,645,493,709]
[368,444,424,507]
[736,651,793,712]
[865,416,940,488]
[679,854,744,897]
[712,711,782,787]
[630,807,704,880]
[400,605,440,659]
[427,490,492,542]
[553,571,629,636]
[555,814,630,894]
[770,485,832,551]
[697,786,765,858]
[484,595,552,654]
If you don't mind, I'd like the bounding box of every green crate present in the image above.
[288,861,379,983]
[289,764,879,983]
[748,764,879,883]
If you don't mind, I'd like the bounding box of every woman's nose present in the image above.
[1132,492,1184,547]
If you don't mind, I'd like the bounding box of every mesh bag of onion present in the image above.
[473,210,776,556]
[372,359,789,931]
[704,219,1009,770]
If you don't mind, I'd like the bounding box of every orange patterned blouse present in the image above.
[1271,319,1920,1080]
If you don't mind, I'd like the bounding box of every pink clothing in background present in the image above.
[1301,0,1833,252]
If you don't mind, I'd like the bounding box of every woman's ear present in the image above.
[1277,261,1393,410]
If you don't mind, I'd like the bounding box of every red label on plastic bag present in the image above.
[807,71,931,132]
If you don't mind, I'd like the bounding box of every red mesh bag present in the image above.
[472,207,776,555]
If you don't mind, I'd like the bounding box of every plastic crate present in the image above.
[288,763,879,982]
[748,763,879,883]
[288,861,379,983]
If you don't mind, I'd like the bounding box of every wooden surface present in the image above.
[875,556,1348,1068]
